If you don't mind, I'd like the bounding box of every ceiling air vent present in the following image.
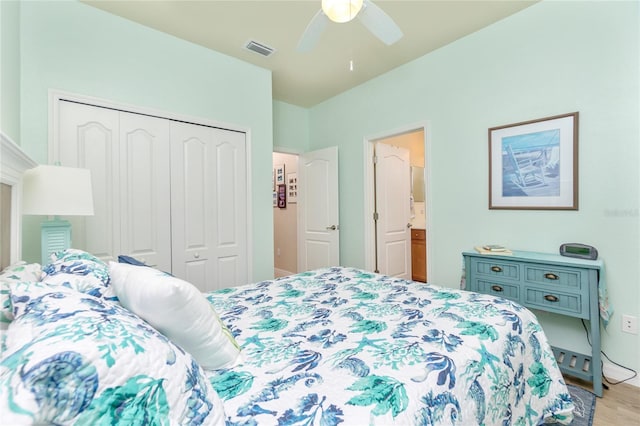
[244,40,275,57]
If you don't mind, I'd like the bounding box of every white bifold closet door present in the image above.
[170,122,247,292]
[55,100,247,291]
[57,101,172,271]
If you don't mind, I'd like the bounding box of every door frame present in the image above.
[363,121,433,279]
[49,89,254,283]
[272,146,301,277]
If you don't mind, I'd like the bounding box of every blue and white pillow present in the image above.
[0,281,225,425]
[41,248,116,300]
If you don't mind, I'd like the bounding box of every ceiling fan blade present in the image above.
[358,0,403,46]
[297,10,329,52]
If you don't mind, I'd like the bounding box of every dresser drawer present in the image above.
[524,264,585,290]
[470,278,520,302]
[523,287,587,318]
[411,229,425,241]
[470,258,520,280]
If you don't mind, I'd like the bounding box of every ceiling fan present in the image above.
[297,0,403,52]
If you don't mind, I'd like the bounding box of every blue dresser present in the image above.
[463,250,603,396]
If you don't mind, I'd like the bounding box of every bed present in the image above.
[1,249,574,425]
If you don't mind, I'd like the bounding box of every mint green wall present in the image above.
[306,1,639,375]
[18,1,274,281]
[273,101,309,152]
[1,0,21,142]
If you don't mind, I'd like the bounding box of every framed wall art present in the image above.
[277,184,287,208]
[489,112,578,210]
[287,172,297,203]
[275,164,285,186]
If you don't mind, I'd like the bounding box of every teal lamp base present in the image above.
[40,218,71,265]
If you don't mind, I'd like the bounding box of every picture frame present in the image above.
[277,184,287,208]
[489,112,578,210]
[275,164,285,186]
[287,172,298,204]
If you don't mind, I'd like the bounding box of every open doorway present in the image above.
[272,152,299,277]
[363,126,429,282]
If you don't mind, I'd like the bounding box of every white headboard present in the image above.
[1,132,37,267]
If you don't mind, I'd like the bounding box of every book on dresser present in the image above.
[474,245,513,255]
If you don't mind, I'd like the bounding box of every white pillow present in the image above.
[108,262,241,369]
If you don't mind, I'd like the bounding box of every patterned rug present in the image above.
[566,384,596,426]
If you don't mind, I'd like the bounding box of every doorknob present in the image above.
[406,223,413,228]
[326,225,338,230]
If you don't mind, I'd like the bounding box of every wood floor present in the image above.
[564,376,640,425]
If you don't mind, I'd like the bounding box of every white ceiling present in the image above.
[84,0,537,108]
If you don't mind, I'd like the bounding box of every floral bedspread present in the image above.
[205,267,574,426]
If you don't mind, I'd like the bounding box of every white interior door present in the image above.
[170,122,247,291]
[298,146,339,271]
[375,142,411,278]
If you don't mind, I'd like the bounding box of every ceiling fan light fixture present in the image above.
[321,0,364,23]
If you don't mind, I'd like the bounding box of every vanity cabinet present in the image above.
[411,229,426,282]
[463,250,604,396]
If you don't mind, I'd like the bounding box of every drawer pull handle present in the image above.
[491,285,504,292]
[490,266,503,273]
[544,273,559,280]
[544,294,559,302]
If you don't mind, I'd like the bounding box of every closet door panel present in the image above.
[119,112,171,271]
[213,129,247,287]
[184,139,208,250]
[184,260,207,291]
[57,101,120,262]
[217,256,240,288]
[170,121,215,291]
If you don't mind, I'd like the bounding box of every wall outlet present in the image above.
[621,315,638,334]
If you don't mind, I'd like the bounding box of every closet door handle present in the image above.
[544,294,559,302]
[326,225,338,231]
[544,273,559,280]
[491,266,503,273]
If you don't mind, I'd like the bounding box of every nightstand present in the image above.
[463,250,604,397]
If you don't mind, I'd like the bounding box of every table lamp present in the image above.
[22,165,94,264]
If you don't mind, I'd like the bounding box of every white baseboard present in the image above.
[603,361,640,388]
[274,268,295,278]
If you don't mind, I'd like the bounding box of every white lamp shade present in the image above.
[22,165,95,216]
[322,0,363,23]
